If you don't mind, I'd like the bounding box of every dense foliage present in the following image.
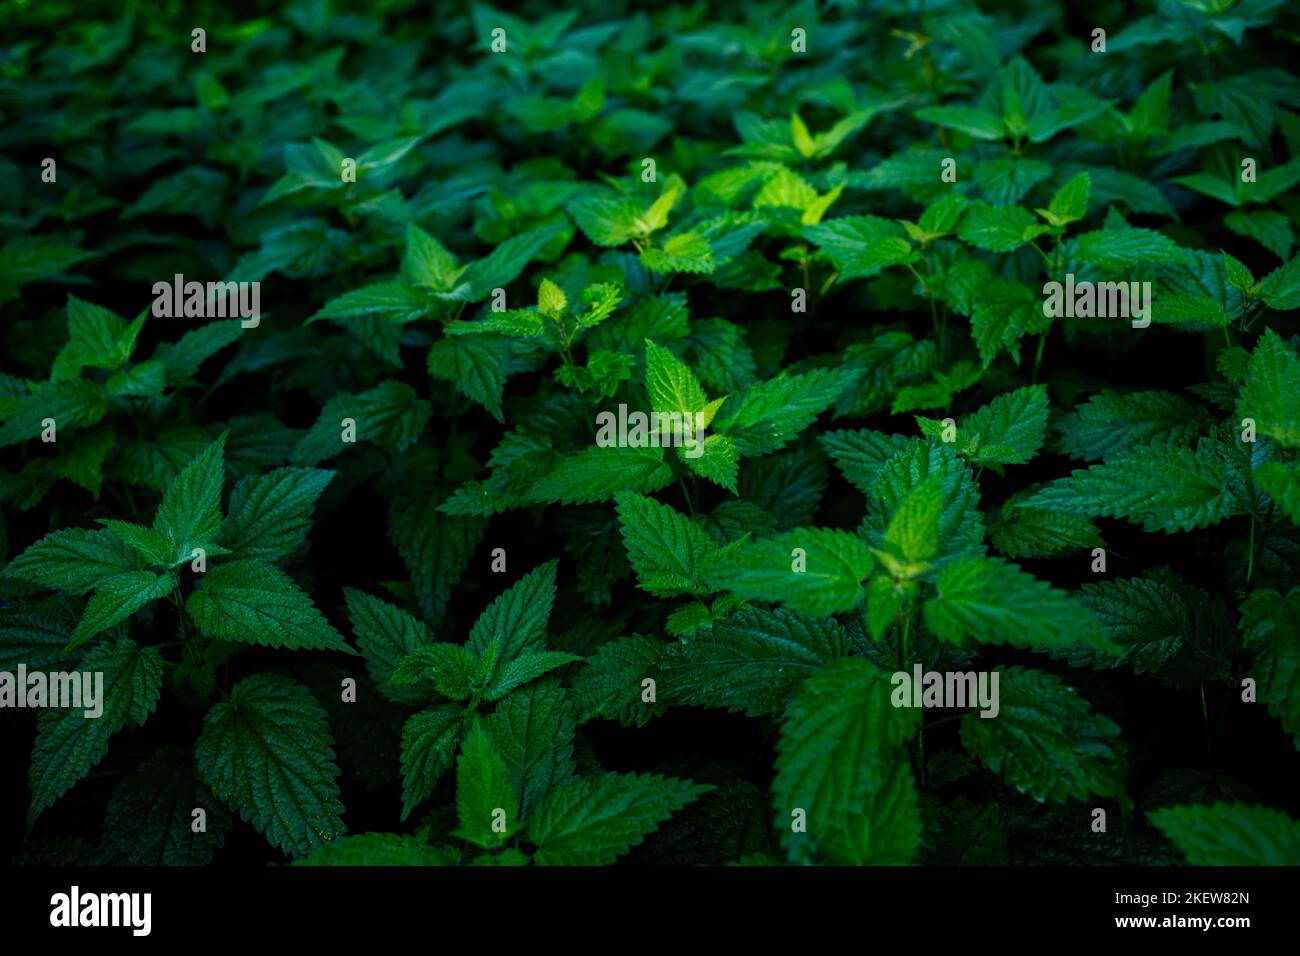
[2,0,1300,867]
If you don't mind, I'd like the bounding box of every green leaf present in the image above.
[924,556,1114,653]
[1057,390,1206,461]
[529,445,674,505]
[1071,571,1230,685]
[659,607,847,717]
[527,772,708,865]
[859,440,985,569]
[296,834,457,866]
[389,486,484,621]
[1240,587,1300,747]
[1039,171,1090,226]
[484,650,579,701]
[1075,226,1186,270]
[803,216,918,279]
[1025,442,1233,533]
[644,339,710,418]
[570,634,665,727]
[29,640,163,824]
[484,683,576,818]
[615,491,720,597]
[569,196,643,246]
[713,368,844,456]
[443,225,565,302]
[640,233,715,275]
[152,434,227,563]
[712,527,873,615]
[71,569,177,649]
[819,430,911,494]
[773,658,920,864]
[1238,329,1300,447]
[453,719,520,849]
[466,559,559,660]
[988,499,1103,559]
[344,589,435,704]
[1257,462,1300,524]
[957,384,1050,466]
[960,666,1124,802]
[883,475,943,564]
[195,673,346,858]
[915,105,1005,140]
[186,558,352,653]
[102,747,231,865]
[427,334,510,422]
[293,381,431,464]
[400,708,468,820]
[221,467,335,561]
[1149,803,1300,865]
[401,224,460,289]
[5,527,140,594]
[957,202,1046,252]
[310,281,432,324]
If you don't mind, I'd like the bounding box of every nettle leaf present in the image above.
[152,434,226,563]
[196,673,346,858]
[960,666,1124,802]
[186,558,352,653]
[713,368,844,456]
[344,589,435,705]
[659,607,848,717]
[5,527,140,594]
[453,719,520,849]
[615,491,720,597]
[292,382,431,465]
[860,440,985,569]
[28,640,163,823]
[820,429,911,494]
[924,556,1114,653]
[1025,442,1233,533]
[529,445,674,505]
[988,497,1103,560]
[526,772,709,865]
[295,834,457,867]
[954,384,1049,466]
[1239,587,1300,747]
[400,707,468,821]
[640,233,715,274]
[102,747,232,865]
[1149,803,1300,865]
[465,560,558,660]
[439,225,565,302]
[773,658,920,864]
[957,202,1048,252]
[310,281,433,324]
[644,338,710,419]
[570,634,666,727]
[1038,171,1090,227]
[71,569,177,648]
[485,682,577,819]
[427,334,511,422]
[1256,462,1300,524]
[1071,571,1230,686]
[221,467,334,561]
[1057,390,1206,461]
[804,215,918,279]
[915,104,1005,140]
[712,527,874,615]
[1238,329,1300,447]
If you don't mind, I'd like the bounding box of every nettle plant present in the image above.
[3,0,1300,866]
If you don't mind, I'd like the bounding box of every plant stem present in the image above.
[1031,330,1047,383]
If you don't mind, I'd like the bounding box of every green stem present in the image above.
[1031,330,1047,383]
